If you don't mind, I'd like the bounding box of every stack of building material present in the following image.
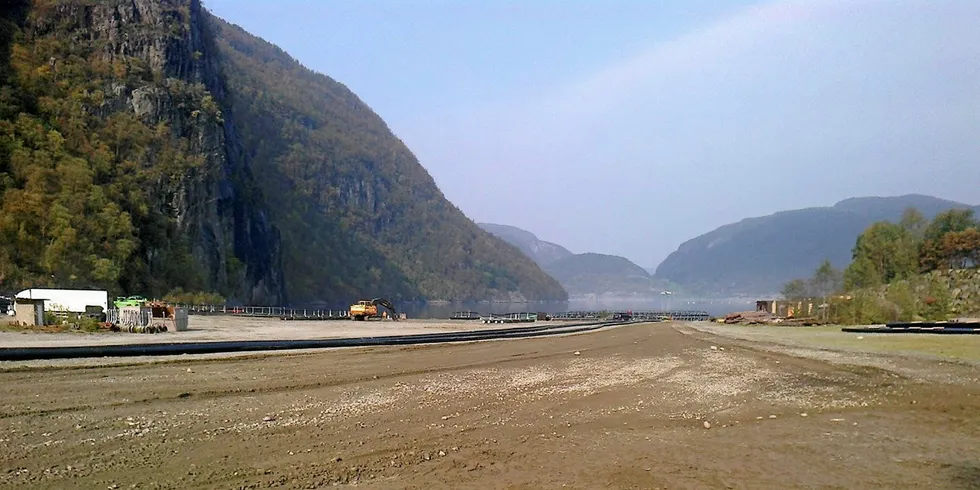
[723,311,777,324]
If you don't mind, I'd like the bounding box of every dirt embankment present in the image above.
[1,322,979,489]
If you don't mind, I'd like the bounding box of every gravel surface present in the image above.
[0,316,578,348]
[1,322,978,489]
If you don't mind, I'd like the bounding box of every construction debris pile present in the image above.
[721,311,826,326]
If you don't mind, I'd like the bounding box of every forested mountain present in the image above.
[653,195,977,297]
[477,223,573,266]
[0,0,567,304]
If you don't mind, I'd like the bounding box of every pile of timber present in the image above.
[724,311,775,324]
[723,311,827,326]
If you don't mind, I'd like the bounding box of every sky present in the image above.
[205,0,980,269]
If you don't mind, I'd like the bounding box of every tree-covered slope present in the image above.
[0,0,567,304]
[0,0,284,303]
[654,194,976,296]
[477,223,573,266]
[206,15,567,304]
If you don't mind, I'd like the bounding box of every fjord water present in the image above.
[399,299,754,319]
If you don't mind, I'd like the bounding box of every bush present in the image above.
[921,275,951,321]
[163,288,226,305]
[834,291,892,325]
[43,311,59,326]
[72,315,102,332]
[885,281,918,321]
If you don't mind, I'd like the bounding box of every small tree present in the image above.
[809,259,841,321]
[781,279,810,301]
[885,281,918,321]
[921,275,952,321]
[899,207,928,238]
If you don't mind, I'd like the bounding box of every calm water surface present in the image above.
[398,299,754,319]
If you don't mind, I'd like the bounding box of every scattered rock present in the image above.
[800,413,808,417]
[186,368,193,373]
[262,416,276,422]
[768,415,777,419]
[857,336,864,340]
[702,421,711,429]
[438,450,446,457]
[573,351,581,356]
[756,416,764,420]
[710,346,718,351]
[830,418,845,422]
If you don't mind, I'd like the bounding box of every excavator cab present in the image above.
[349,298,399,321]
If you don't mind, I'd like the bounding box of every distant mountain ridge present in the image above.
[476,224,573,266]
[479,223,672,298]
[653,194,979,297]
[542,253,658,298]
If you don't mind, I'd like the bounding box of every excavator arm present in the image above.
[370,298,399,320]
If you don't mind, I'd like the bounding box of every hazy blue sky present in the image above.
[206,0,980,268]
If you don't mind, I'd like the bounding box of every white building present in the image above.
[15,289,109,314]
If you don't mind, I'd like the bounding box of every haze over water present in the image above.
[400,299,754,319]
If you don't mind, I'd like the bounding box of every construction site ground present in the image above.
[2,321,979,489]
[0,316,561,348]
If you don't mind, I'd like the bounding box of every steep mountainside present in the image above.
[654,195,976,296]
[207,16,566,304]
[0,0,283,303]
[0,0,566,304]
[477,223,573,266]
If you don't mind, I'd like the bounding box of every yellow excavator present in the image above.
[349,298,399,321]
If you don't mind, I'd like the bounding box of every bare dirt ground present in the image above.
[2,322,980,489]
[0,316,555,348]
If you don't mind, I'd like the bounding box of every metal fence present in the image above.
[178,304,349,319]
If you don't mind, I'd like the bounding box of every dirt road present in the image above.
[2,323,979,489]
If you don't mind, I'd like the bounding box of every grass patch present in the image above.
[694,324,980,364]
[2,316,107,334]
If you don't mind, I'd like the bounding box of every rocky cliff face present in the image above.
[206,15,568,304]
[884,269,980,317]
[1,0,565,305]
[27,0,283,303]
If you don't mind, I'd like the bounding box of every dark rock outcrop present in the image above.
[34,0,286,303]
[2,0,565,305]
